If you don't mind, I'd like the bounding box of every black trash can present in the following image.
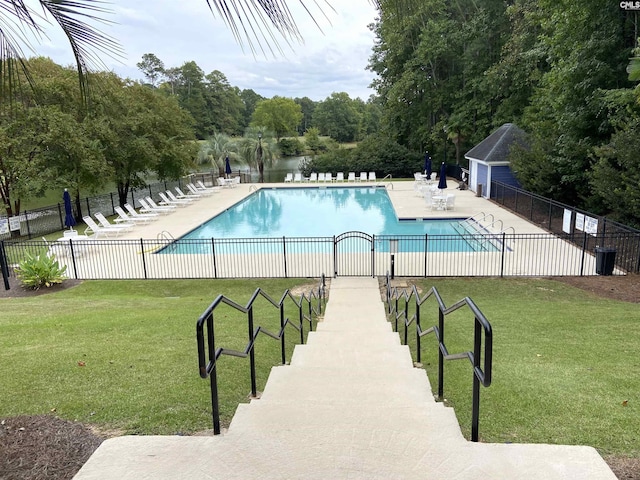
[595,247,616,276]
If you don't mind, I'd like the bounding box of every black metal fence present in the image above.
[1,231,629,284]
[491,181,640,274]
[0,171,252,242]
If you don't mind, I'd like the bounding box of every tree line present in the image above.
[136,53,381,142]
[369,0,640,227]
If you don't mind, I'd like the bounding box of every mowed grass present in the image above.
[403,277,640,456]
[0,279,320,435]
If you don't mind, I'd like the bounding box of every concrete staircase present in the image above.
[73,277,617,479]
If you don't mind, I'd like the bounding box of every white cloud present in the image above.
[25,0,378,101]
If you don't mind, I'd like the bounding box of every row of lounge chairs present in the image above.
[77,182,219,239]
[284,172,377,183]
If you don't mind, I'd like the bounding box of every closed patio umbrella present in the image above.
[63,189,76,230]
[225,156,232,179]
[424,152,432,180]
[437,162,447,190]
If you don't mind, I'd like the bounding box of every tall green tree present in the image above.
[137,53,166,87]
[86,76,197,206]
[251,96,302,141]
[313,92,361,143]
[204,70,244,135]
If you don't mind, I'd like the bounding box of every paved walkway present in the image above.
[73,277,616,480]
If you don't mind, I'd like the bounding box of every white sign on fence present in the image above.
[584,216,598,236]
[0,218,8,235]
[9,216,21,232]
[575,213,585,231]
[563,209,572,233]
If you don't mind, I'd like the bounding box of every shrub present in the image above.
[16,252,67,290]
[278,137,304,156]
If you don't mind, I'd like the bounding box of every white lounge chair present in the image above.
[196,180,221,193]
[369,172,377,182]
[167,189,195,203]
[187,183,213,196]
[115,206,154,224]
[82,216,124,238]
[294,173,302,183]
[175,186,201,199]
[284,173,293,183]
[143,197,176,213]
[359,172,367,182]
[159,191,191,206]
[317,173,325,182]
[124,204,159,221]
[95,212,134,231]
[309,172,318,182]
[348,172,356,182]
[336,172,344,182]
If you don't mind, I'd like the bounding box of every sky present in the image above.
[26,1,379,101]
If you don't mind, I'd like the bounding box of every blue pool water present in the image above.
[160,187,494,254]
[182,187,461,238]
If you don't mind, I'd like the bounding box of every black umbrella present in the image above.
[63,189,76,230]
[225,156,232,178]
[437,162,447,190]
[424,152,432,179]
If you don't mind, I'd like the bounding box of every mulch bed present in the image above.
[1,274,638,479]
[0,415,103,480]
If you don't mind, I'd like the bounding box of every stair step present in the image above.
[258,364,438,406]
[290,342,415,369]
[228,402,466,443]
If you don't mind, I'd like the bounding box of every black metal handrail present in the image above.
[384,273,493,442]
[196,274,326,434]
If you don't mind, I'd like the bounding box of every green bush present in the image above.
[278,137,304,156]
[16,252,67,290]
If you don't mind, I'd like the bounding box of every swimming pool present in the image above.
[161,187,496,254]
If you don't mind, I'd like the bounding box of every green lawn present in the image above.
[1,276,638,458]
[0,279,320,435]
[402,277,640,456]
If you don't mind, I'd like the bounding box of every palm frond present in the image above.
[37,1,123,100]
[0,0,122,105]
[203,0,336,58]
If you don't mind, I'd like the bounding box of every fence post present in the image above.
[24,211,32,239]
[500,232,506,278]
[371,234,375,277]
[580,232,588,276]
[0,240,10,290]
[140,239,148,279]
[282,236,287,278]
[58,203,64,231]
[211,238,218,278]
[424,234,428,277]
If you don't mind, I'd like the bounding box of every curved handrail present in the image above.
[384,273,492,442]
[197,274,326,434]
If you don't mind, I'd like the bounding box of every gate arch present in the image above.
[334,231,374,277]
